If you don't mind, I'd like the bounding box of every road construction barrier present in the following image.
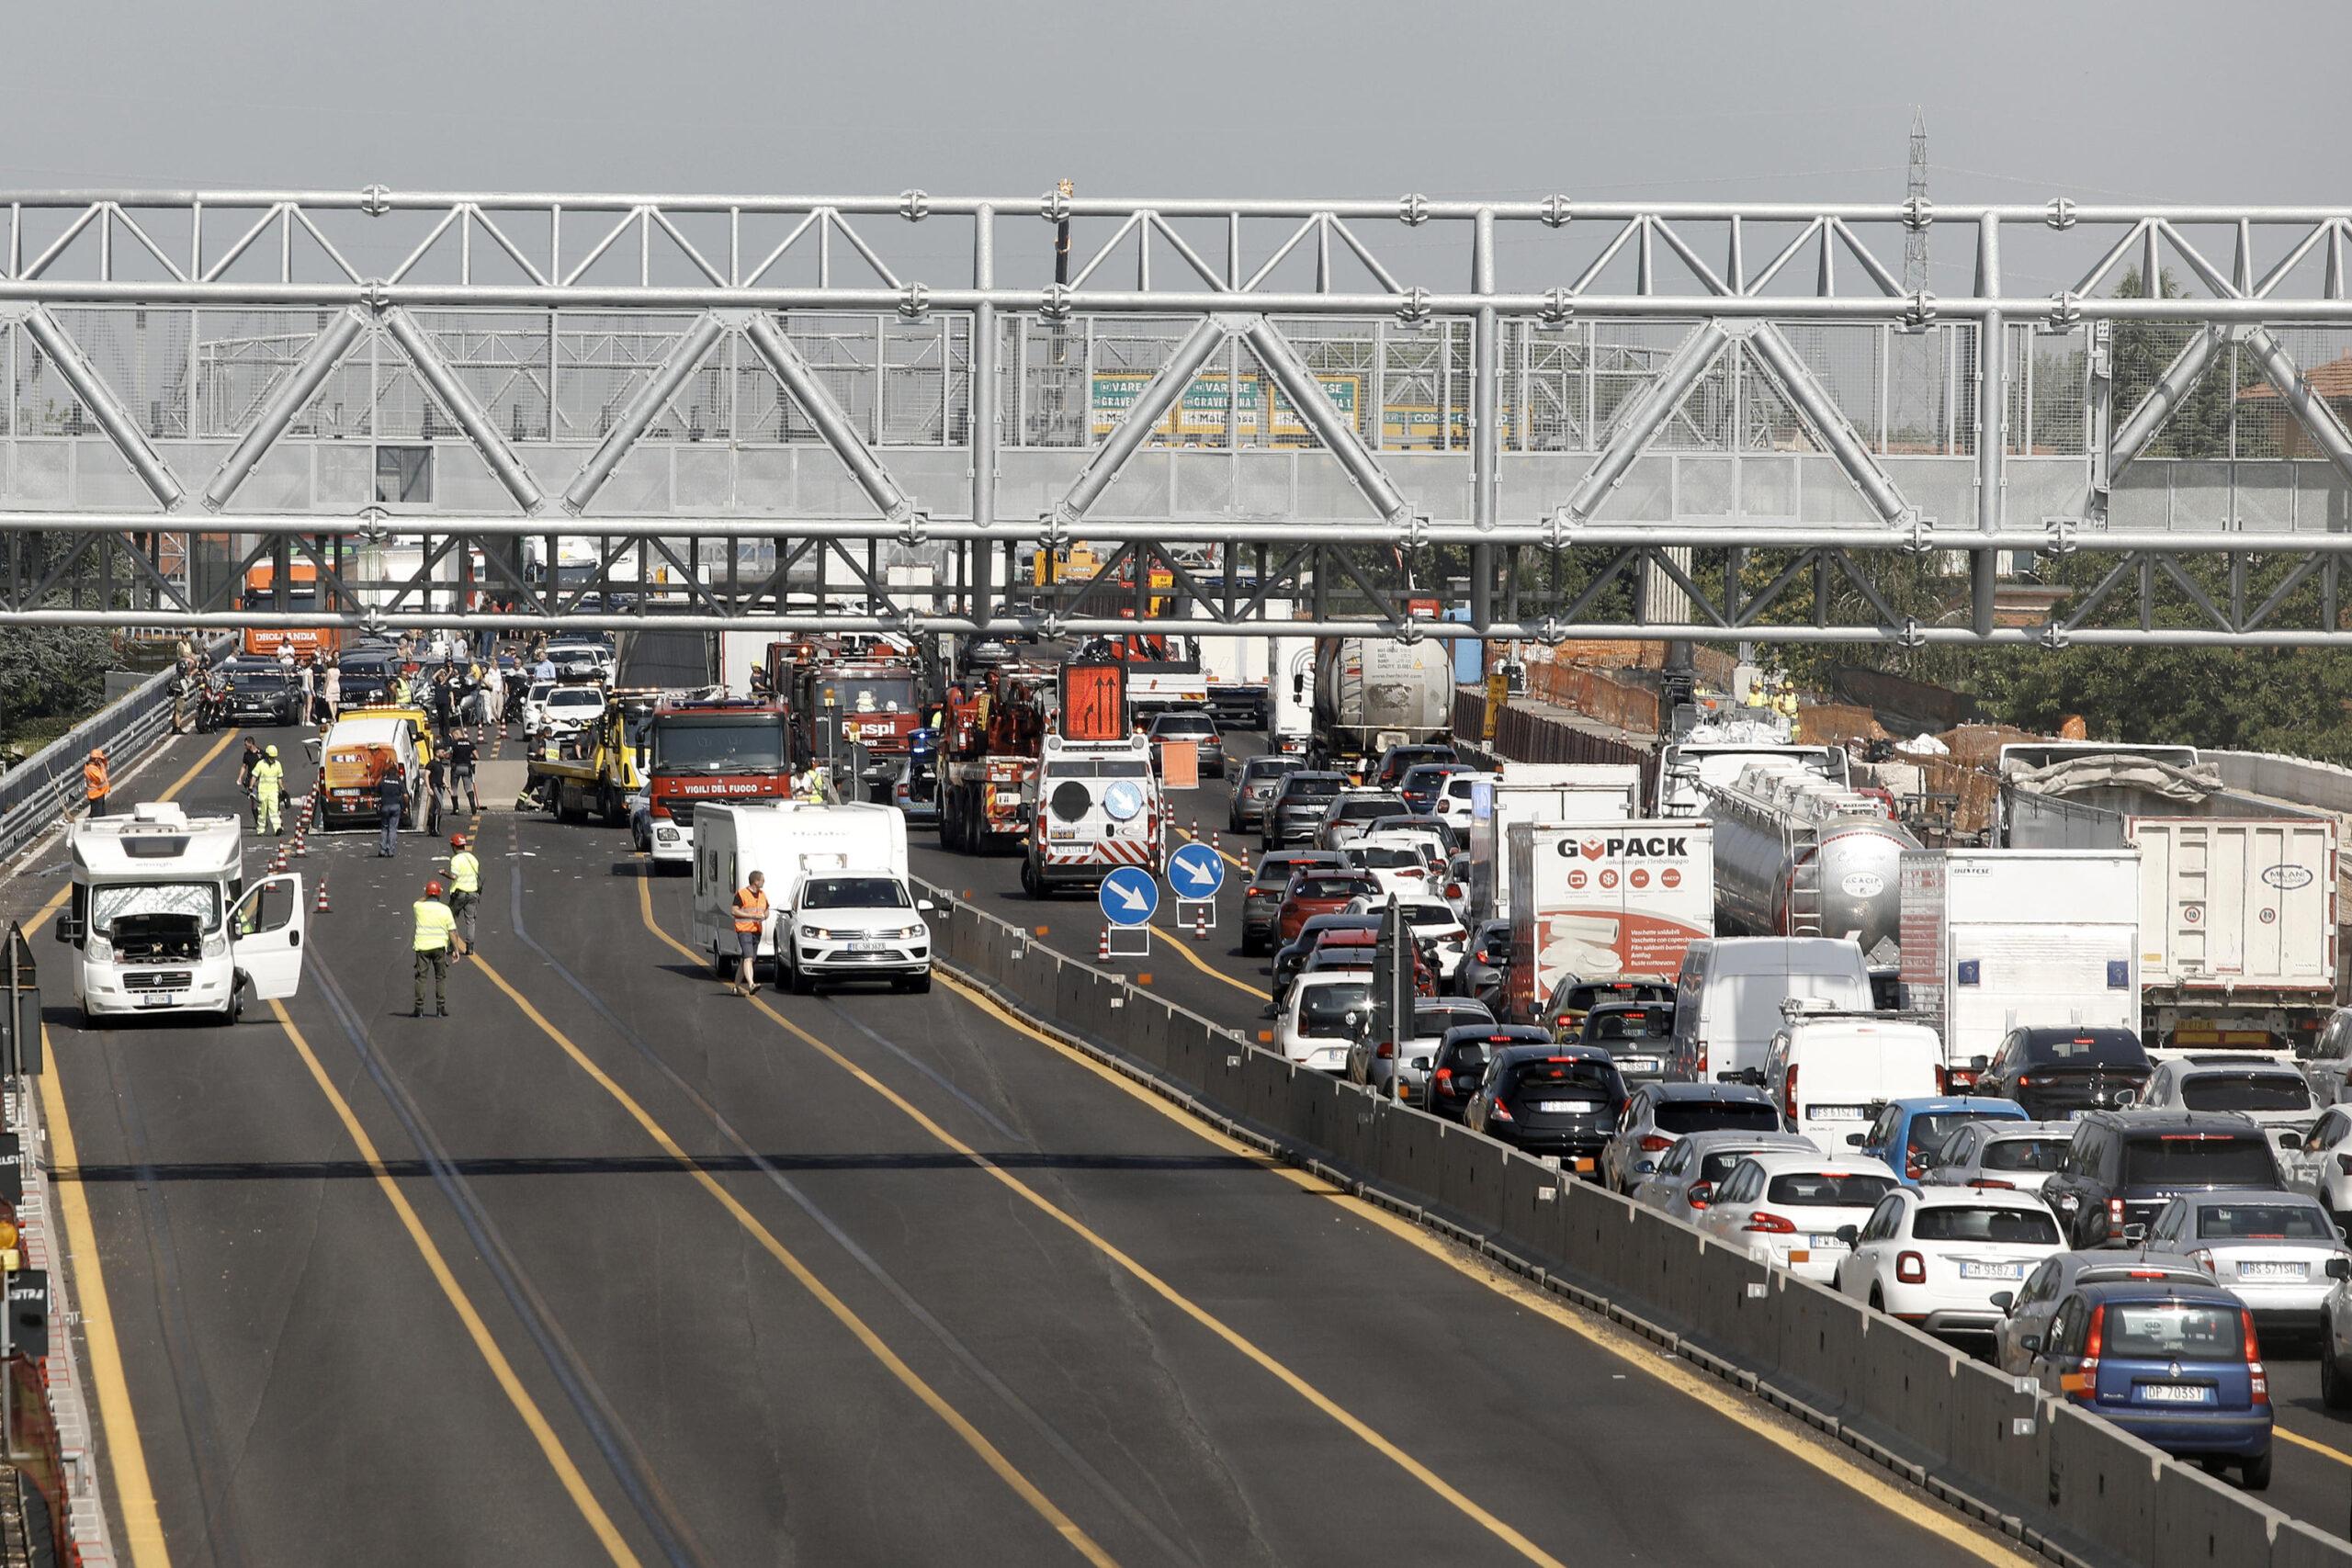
[920,875,2352,1567]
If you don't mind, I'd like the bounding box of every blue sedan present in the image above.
[1849,1096,2030,1186]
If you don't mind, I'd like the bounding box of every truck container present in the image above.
[1706,758,1919,963]
[1465,765,1645,923]
[688,800,910,966]
[1505,819,1715,1025]
[1997,742,2338,1051]
[1268,637,1316,755]
[1897,848,2142,1077]
[1311,637,1453,770]
[1197,635,1271,728]
[1655,731,1849,818]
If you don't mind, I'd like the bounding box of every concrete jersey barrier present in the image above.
[917,874,2352,1568]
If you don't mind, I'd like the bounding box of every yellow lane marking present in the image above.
[2276,1425,2352,1467]
[37,1060,169,1566]
[1139,919,1263,999]
[31,726,238,1568]
[928,962,2026,1566]
[633,879,1566,1568]
[270,1003,640,1566]
[466,953,1120,1568]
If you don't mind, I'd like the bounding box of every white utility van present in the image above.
[690,802,923,987]
[1668,936,1873,1085]
[55,802,305,1024]
[1754,1002,1943,1150]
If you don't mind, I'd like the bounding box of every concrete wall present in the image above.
[921,877,2352,1567]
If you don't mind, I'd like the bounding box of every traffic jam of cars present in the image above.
[1203,712,2352,1498]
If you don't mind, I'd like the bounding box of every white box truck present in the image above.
[1506,819,1715,1023]
[1897,848,2142,1076]
[1467,764,1645,923]
[690,802,924,990]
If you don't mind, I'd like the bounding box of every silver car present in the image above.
[1349,997,1495,1104]
[2140,1190,2351,1337]
[1229,754,1302,832]
[1146,708,1226,778]
[1916,1120,2075,1197]
[1629,1130,1818,1224]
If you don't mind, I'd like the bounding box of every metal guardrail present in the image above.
[0,643,228,867]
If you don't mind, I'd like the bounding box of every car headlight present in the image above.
[890,925,926,940]
[799,924,834,940]
[86,932,112,962]
[202,932,228,958]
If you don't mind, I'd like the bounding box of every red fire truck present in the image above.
[640,694,795,870]
[940,663,1059,854]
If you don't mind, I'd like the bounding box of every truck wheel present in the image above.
[1020,858,1042,897]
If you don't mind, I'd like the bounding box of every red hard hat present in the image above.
[449,833,467,848]
[424,880,444,897]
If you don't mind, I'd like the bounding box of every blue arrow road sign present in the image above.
[1099,865,1160,927]
[1168,841,1227,900]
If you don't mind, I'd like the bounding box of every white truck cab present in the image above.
[691,801,932,992]
[55,802,305,1024]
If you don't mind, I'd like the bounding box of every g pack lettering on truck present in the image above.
[1556,835,1691,859]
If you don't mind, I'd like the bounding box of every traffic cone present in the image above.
[1096,926,1111,962]
[1193,907,1207,942]
[291,818,308,859]
[314,875,331,914]
[269,842,288,873]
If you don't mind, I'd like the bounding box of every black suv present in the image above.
[2041,1111,2283,1248]
[1974,1027,2154,1120]
[1262,770,1346,849]
[220,660,302,726]
[1426,1024,1551,1122]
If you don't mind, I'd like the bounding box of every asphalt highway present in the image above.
[4,705,2080,1564]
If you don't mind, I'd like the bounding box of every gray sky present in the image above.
[7,0,2346,205]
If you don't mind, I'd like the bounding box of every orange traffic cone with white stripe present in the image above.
[1097,926,1112,962]
[314,875,331,914]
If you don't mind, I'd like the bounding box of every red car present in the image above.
[1278,870,1383,945]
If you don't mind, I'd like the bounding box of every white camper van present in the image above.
[691,801,928,990]
[55,802,306,1024]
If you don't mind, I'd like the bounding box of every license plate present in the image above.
[2137,1382,2212,1404]
[1961,1261,2027,1280]
[2239,1261,2307,1280]
[1618,1056,1659,1073]
[1809,1234,1849,1250]
[850,941,888,953]
[1809,1105,1870,1121]
[1538,1100,1601,1113]
[136,993,180,1009]
[2070,1110,2092,1121]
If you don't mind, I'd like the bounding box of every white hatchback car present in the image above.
[1432,771,1501,829]
[1834,1186,2066,1337]
[2289,1105,2352,1220]
[1340,838,1441,901]
[1695,1153,1901,1281]
[1278,972,1374,1074]
[1340,894,1471,982]
[2137,1057,2323,1156]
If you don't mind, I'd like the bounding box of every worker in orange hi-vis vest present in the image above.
[82,748,110,818]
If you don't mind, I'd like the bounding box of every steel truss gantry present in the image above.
[6,187,2352,642]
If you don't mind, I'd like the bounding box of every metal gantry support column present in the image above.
[199,305,371,511]
[561,310,728,514]
[740,310,916,523]
[379,307,548,513]
[1973,215,2005,636]
[1561,320,1732,521]
[1054,314,1229,523]
[1242,318,1413,522]
[1746,325,1911,524]
[1469,209,1500,632]
[20,306,185,511]
[968,203,998,626]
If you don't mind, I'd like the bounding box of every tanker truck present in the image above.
[1702,758,1919,964]
[1309,637,1453,773]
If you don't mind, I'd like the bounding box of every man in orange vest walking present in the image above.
[83,748,110,818]
[729,871,769,998]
